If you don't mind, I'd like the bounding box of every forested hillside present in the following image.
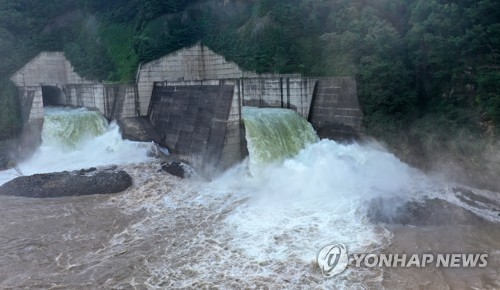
[0,0,499,176]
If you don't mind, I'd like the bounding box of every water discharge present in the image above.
[42,107,108,149]
[242,106,319,174]
[0,107,497,288]
[207,107,499,287]
[0,107,154,185]
[214,139,427,261]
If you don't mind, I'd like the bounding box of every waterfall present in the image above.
[14,107,155,177]
[42,107,108,149]
[242,106,319,173]
[215,107,429,263]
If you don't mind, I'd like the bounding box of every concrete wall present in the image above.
[10,51,140,122]
[18,86,44,122]
[16,86,44,152]
[61,84,104,112]
[240,76,316,118]
[60,84,138,119]
[102,85,139,119]
[38,84,138,120]
[309,77,363,139]
[137,43,256,116]
[11,52,93,87]
[148,80,239,173]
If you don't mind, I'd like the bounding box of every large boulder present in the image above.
[0,167,132,198]
[367,195,491,226]
[161,161,186,178]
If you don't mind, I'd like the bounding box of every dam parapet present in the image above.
[11,44,364,173]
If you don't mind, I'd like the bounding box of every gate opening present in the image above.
[41,86,63,107]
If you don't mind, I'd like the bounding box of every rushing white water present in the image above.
[242,107,319,175]
[211,140,429,262]
[42,107,108,148]
[0,106,498,288]
[0,107,155,185]
[180,108,427,285]
[206,109,499,286]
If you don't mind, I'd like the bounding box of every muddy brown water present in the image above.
[0,163,498,289]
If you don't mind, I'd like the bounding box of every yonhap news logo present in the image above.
[317,243,349,277]
[317,243,489,277]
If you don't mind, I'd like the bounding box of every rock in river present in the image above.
[0,167,132,198]
[161,161,186,178]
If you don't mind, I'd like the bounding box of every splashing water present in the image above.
[242,107,319,174]
[0,107,155,184]
[0,106,497,288]
[209,107,434,281]
[42,107,108,149]
[208,108,499,287]
[212,140,429,263]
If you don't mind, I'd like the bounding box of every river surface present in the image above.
[1,161,498,289]
[0,107,498,288]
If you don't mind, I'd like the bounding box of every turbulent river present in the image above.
[0,107,498,288]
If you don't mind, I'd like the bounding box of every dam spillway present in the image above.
[42,107,108,149]
[12,107,154,178]
[242,107,319,174]
[11,44,364,174]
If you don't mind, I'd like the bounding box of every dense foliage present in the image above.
[0,0,498,163]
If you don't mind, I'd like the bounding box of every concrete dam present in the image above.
[11,43,363,173]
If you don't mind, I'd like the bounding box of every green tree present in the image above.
[64,16,115,81]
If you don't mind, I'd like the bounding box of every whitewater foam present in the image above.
[1,106,497,288]
[212,108,430,265]
[42,107,108,149]
[208,141,414,263]
[0,107,155,185]
[242,107,318,175]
